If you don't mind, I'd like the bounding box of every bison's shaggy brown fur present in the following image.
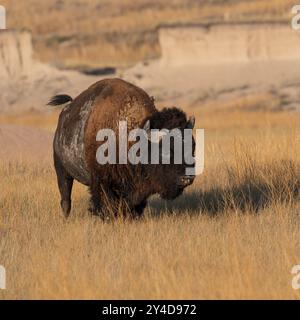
[50,78,195,219]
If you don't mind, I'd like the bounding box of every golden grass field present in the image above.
[1,104,300,299]
[1,0,295,67]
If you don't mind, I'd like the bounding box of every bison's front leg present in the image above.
[89,174,103,215]
[132,200,148,219]
[89,177,119,220]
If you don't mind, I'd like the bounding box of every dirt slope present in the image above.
[0,124,53,161]
[0,30,98,114]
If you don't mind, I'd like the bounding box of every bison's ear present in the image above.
[186,116,195,129]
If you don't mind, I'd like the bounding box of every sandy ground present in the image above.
[124,60,300,110]
[0,65,99,114]
[3,59,300,114]
[0,125,53,161]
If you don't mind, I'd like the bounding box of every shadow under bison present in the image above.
[149,174,300,216]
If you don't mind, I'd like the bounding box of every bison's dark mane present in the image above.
[148,107,188,130]
[91,107,190,205]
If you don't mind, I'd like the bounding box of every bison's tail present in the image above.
[47,94,73,106]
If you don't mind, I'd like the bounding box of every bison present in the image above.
[48,78,195,219]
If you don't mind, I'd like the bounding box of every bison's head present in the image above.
[144,107,196,200]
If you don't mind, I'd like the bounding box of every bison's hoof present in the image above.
[88,204,100,214]
[61,200,71,218]
[88,206,112,221]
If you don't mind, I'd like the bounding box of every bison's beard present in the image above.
[160,186,185,200]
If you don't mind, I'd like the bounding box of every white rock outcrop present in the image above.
[0,30,34,78]
[0,30,97,113]
[159,23,300,66]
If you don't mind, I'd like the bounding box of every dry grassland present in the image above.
[1,104,300,299]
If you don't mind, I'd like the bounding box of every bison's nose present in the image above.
[179,175,195,187]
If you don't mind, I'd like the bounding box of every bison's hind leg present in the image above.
[54,153,74,218]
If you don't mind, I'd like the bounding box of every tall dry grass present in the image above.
[1,108,300,299]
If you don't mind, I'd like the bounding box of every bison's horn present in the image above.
[186,116,195,129]
[143,120,151,133]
